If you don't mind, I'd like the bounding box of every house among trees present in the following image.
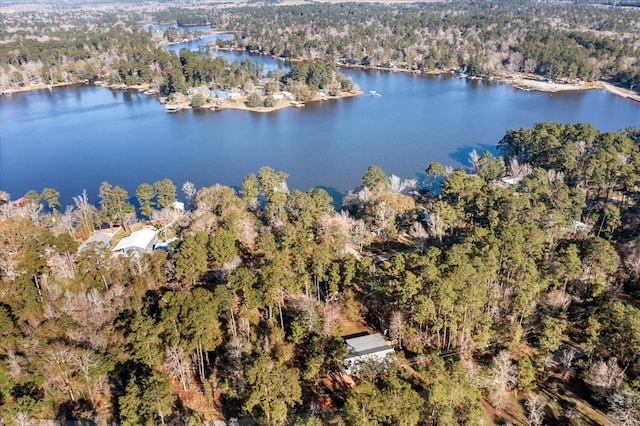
[111,228,158,254]
[78,232,114,252]
[344,333,395,374]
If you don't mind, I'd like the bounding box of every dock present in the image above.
[165,104,181,113]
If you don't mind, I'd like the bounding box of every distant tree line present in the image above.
[206,2,640,87]
[0,9,356,100]
[2,3,639,92]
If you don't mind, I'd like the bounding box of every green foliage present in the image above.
[244,353,302,425]
[537,315,566,358]
[475,151,506,182]
[118,364,175,426]
[517,356,537,391]
[98,181,134,228]
[246,92,263,108]
[136,182,156,219]
[40,187,60,211]
[362,164,387,191]
[153,178,177,209]
[418,357,484,425]
[602,302,640,375]
[23,189,41,205]
[264,95,278,108]
[207,225,238,268]
[240,173,260,208]
[285,60,337,91]
[174,231,209,287]
[581,237,619,298]
[191,93,206,108]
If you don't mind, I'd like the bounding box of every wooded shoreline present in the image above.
[4,70,637,105]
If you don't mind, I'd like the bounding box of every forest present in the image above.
[1,121,639,425]
[204,1,640,87]
[1,1,640,93]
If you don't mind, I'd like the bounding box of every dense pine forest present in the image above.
[1,122,639,424]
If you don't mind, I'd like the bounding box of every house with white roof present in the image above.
[112,228,158,254]
[78,232,114,252]
[344,333,395,374]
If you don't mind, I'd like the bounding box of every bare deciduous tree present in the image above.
[525,395,546,426]
[508,157,533,178]
[13,412,35,426]
[73,189,96,234]
[389,310,404,349]
[427,213,445,242]
[486,351,517,409]
[52,205,76,235]
[408,221,429,250]
[560,346,578,379]
[182,181,196,209]
[585,358,625,402]
[607,390,640,426]
[165,344,192,391]
[468,149,480,172]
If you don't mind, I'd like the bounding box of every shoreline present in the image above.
[2,70,638,105]
[1,80,77,94]
[168,90,361,114]
[601,82,640,103]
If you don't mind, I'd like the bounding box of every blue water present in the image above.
[0,31,638,208]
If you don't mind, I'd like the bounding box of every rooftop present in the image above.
[112,228,157,252]
[78,232,113,252]
[344,333,393,360]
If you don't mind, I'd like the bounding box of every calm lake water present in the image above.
[1,32,639,207]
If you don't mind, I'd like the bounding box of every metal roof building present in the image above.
[112,228,157,254]
[78,232,113,252]
[344,333,395,374]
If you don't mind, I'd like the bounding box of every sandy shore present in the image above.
[601,82,640,102]
[167,90,361,113]
[1,81,77,94]
[500,75,602,93]
[502,76,640,102]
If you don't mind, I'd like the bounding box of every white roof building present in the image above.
[501,176,523,186]
[344,333,395,374]
[112,228,158,254]
[78,232,113,252]
[171,201,185,211]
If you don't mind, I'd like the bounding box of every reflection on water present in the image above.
[0,30,638,208]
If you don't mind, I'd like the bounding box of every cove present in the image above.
[0,35,638,207]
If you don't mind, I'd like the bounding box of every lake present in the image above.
[1,32,638,207]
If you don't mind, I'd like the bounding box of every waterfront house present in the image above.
[112,228,158,255]
[344,333,395,374]
[78,232,114,252]
[211,89,230,99]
